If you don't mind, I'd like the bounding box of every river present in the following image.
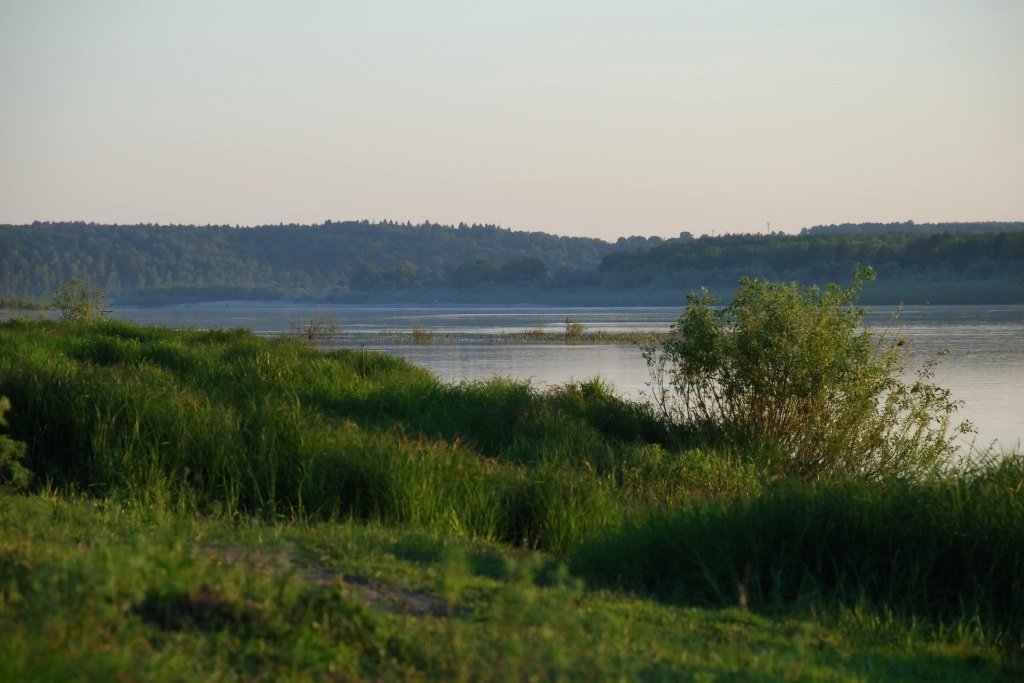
[4,303,1022,453]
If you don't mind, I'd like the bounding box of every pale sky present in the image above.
[1,1,1022,239]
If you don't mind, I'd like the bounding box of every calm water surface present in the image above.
[7,303,1023,452]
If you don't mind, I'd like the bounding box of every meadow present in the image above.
[1,317,1022,680]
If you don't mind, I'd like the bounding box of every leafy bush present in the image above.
[0,396,30,490]
[52,277,106,322]
[644,269,970,480]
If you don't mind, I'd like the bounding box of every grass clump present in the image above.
[573,454,1024,648]
[563,318,585,341]
[410,325,435,344]
[287,312,342,341]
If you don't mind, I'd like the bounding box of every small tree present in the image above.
[645,269,970,480]
[53,277,106,322]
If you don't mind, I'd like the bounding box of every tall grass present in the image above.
[1,319,688,552]
[572,454,1024,645]
[4,318,1022,644]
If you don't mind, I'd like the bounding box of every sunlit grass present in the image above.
[2,492,1019,681]
[1,318,1022,677]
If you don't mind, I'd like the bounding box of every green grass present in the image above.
[1,318,1022,679]
[573,455,1024,646]
[0,319,754,553]
[2,493,1020,682]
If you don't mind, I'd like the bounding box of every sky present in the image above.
[1,1,1022,240]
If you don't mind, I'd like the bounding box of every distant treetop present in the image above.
[800,221,1024,236]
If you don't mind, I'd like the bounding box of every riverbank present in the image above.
[89,301,1021,451]
[1,318,1022,679]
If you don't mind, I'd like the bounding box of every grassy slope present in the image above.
[1,319,1022,680]
[2,494,1020,682]
[0,318,761,552]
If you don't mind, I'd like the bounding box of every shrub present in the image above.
[644,268,970,480]
[0,396,30,491]
[52,277,106,322]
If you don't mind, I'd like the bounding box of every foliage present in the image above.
[2,318,1023,670]
[573,454,1024,644]
[0,220,616,302]
[645,269,971,480]
[599,227,1024,278]
[598,228,1024,305]
[0,319,727,553]
[4,495,1017,681]
[801,220,1024,236]
[2,221,1021,305]
[0,396,30,491]
[52,277,106,322]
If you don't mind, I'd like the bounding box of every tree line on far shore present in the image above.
[1,220,1022,305]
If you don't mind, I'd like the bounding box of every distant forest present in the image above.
[1,220,1022,306]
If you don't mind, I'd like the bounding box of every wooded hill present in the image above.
[0,220,654,303]
[598,226,1024,304]
[1,220,1022,305]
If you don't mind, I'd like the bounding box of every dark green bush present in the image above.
[52,277,106,322]
[572,455,1024,641]
[645,269,971,480]
[0,396,30,491]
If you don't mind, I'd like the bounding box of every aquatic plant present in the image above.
[288,313,342,341]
